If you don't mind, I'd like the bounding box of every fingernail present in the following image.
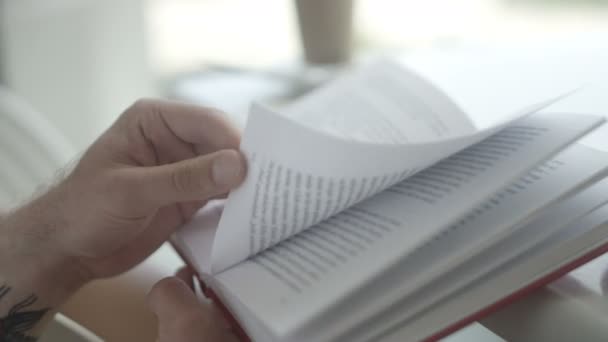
[212,151,244,187]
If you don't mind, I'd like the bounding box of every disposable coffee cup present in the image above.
[295,0,354,65]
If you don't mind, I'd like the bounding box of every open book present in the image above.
[172,61,608,342]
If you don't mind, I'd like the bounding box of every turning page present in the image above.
[211,102,547,273]
[209,61,573,273]
[173,61,576,277]
[213,112,603,338]
[283,60,476,143]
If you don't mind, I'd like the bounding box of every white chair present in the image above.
[0,85,101,341]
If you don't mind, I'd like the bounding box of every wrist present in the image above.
[0,188,91,308]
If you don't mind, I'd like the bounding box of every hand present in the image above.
[58,99,246,279]
[148,268,239,342]
[2,99,246,292]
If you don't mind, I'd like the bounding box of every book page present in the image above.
[175,60,570,275]
[215,148,608,342]
[210,102,547,274]
[370,186,608,342]
[283,60,476,143]
[302,144,608,342]
[213,112,603,338]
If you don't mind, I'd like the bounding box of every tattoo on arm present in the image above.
[0,285,49,342]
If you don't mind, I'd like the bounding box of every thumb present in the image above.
[148,277,226,342]
[139,149,246,206]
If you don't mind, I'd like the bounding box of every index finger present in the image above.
[135,99,241,152]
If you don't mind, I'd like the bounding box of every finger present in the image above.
[178,199,208,222]
[148,277,222,342]
[209,304,244,342]
[134,149,246,207]
[176,266,195,290]
[131,99,241,151]
[142,113,197,165]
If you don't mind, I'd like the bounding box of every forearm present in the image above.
[0,190,89,339]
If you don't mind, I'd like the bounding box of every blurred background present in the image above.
[1,0,608,151]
